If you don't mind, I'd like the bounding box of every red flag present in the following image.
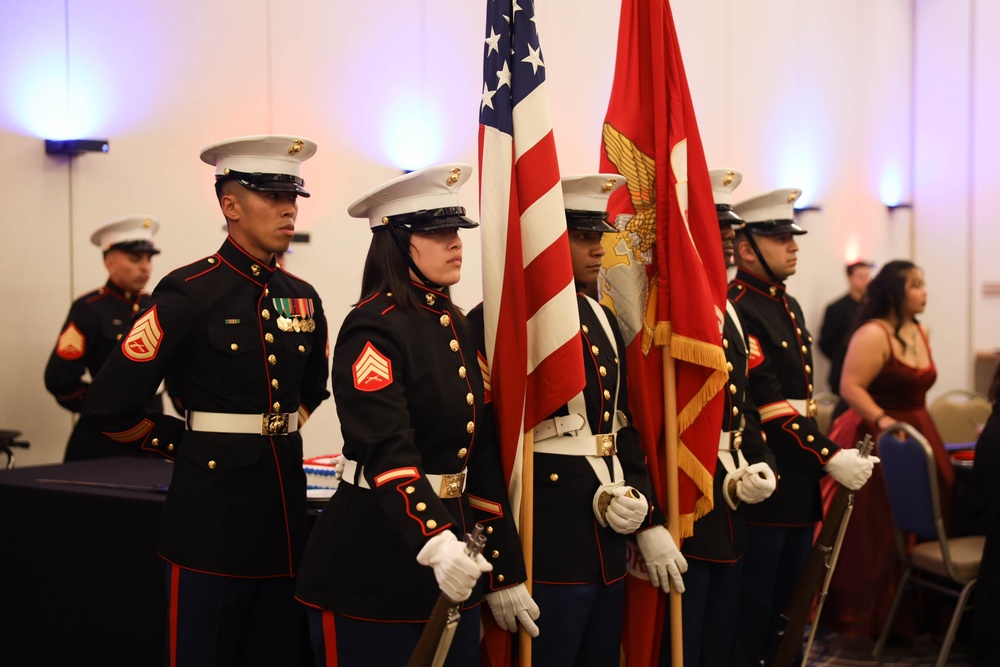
[598,0,729,662]
[478,0,585,509]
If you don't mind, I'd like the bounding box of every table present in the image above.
[0,456,173,666]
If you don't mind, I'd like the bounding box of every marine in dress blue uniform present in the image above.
[659,170,776,667]
[522,174,681,667]
[45,217,163,461]
[295,165,535,667]
[728,188,874,666]
[83,135,330,667]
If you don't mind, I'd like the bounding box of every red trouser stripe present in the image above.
[168,564,181,667]
[322,609,338,666]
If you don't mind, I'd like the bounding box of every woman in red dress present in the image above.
[821,259,955,638]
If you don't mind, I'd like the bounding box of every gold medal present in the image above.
[277,316,292,332]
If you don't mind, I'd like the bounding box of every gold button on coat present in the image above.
[450,340,459,352]
[603,390,611,399]
[268,354,277,365]
[273,402,280,411]
[723,339,729,349]
[466,422,475,434]
[591,345,600,356]
[497,574,505,583]
[821,447,829,456]
[152,438,159,446]
[167,443,174,451]
[732,406,739,416]
[426,520,437,530]
[466,393,474,405]
[231,343,239,351]
[582,325,589,333]
[769,286,777,296]
[439,314,451,327]
[208,460,217,470]
[491,550,500,559]
[486,526,494,534]
[262,309,270,320]
[599,366,607,377]
[729,384,737,395]
[416,502,427,512]
[272,379,279,389]
[801,345,807,353]
[792,423,800,430]
[807,435,815,442]
[603,411,610,422]
[549,473,559,482]
[726,362,734,372]
[805,364,811,373]
[406,486,415,494]
[457,448,468,458]
[265,333,274,343]
[781,341,788,348]
[458,366,467,379]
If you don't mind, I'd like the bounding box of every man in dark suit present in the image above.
[818,260,873,415]
[84,135,330,666]
[45,216,163,461]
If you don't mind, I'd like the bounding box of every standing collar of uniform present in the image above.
[103,278,143,304]
[217,236,278,286]
[409,281,450,309]
[734,268,786,299]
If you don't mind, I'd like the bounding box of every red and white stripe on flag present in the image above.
[478,0,585,519]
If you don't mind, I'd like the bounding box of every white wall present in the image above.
[2,0,985,466]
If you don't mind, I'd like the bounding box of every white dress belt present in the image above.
[340,458,467,498]
[788,398,818,418]
[185,410,299,435]
[717,429,748,474]
[533,413,587,442]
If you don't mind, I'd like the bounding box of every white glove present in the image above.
[721,466,746,511]
[416,531,493,602]
[333,455,346,481]
[736,462,777,504]
[485,583,540,637]
[605,486,649,535]
[635,525,688,593]
[823,449,880,491]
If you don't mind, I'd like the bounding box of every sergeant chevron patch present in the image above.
[353,341,392,391]
[56,322,86,360]
[123,306,162,362]
[747,334,763,370]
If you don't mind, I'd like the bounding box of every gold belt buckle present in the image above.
[730,429,743,451]
[806,399,818,419]
[595,434,617,457]
[262,413,289,436]
[438,472,465,499]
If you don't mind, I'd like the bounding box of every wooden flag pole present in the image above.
[518,428,535,666]
[662,348,684,667]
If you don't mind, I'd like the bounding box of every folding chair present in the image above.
[928,389,992,446]
[872,422,985,667]
[0,429,29,469]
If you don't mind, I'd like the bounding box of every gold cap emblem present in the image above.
[143,218,153,228]
[787,190,800,203]
[288,139,304,155]
[446,167,462,186]
[601,178,617,192]
[723,171,734,186]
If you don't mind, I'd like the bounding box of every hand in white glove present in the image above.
[334,455,346,481]
[823,449,880,491]
[485,583,540,637]
[635,525,688,593]
[416,531,493,602]
[736,462,776,504]
[606,486,649,535]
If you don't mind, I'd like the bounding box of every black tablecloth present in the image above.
[0,456,172,666]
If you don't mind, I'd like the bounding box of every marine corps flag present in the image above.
[597,0,728,662]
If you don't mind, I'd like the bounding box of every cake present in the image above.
[303,453,341,498]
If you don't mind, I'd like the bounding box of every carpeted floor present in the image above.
[805,629,976,666]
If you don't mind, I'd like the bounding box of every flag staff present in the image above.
[518,429,535,666]
[662,348,684,667]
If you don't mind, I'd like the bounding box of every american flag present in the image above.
[478,0,585,521]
